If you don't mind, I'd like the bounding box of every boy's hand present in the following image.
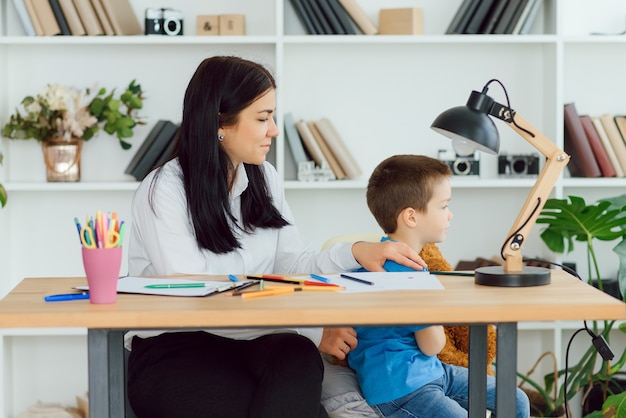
[352,241,427,272]
[319,327,358,360]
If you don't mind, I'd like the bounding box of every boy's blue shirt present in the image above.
[348,236,444,405]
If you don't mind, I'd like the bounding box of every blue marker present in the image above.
[228,274,239,282]
[44,293,90,302]
[309,273,330,283]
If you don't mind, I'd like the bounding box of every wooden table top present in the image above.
[0,270,623,329]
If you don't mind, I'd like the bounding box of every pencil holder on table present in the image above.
[82,246,122,304]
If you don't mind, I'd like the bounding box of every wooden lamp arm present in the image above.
[501,113,570,272]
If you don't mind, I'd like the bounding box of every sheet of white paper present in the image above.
[322,271,444,293]
[76,276,251,297]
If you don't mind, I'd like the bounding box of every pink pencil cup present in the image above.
[81,246,122,304]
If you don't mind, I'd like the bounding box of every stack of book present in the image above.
[284,112,362,181]
[290,0,377,35]
[13,0,142,36]
[563,103,626,178]
[446,0,543,35]
[125,120,179,181]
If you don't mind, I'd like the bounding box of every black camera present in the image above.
[145,8,183,36]
[498,153,540,177]
[438,150,480,176]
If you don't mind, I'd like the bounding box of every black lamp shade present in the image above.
[431,106,500,155]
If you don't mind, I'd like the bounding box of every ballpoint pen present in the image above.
[44,293,90,302]
[145,283,215,289]
[340,273,375,286]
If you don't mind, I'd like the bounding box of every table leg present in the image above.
[495,322,517,417]
[87,329,126,418]
[468,324,487,418]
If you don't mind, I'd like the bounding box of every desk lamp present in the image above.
[431,79,570,287]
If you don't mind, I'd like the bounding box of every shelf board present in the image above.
[562,178,626,188]
[282,34,558,45]
[0,35,278,46]
[0,327,86,337]
[4,182,139,192]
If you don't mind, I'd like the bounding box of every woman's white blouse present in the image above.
[126,160,359,348]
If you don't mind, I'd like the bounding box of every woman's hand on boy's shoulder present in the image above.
[352,241,427,272]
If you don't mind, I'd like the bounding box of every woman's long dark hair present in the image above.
[152,56,288,253]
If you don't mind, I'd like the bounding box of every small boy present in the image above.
[348,154,530,418]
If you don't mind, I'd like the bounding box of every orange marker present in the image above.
[240,287,295,299]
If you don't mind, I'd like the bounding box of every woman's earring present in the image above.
[218,134,225,142]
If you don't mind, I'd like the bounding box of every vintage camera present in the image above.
[145,8,184,36]
[498,153,540,177]
[438,149,480,176]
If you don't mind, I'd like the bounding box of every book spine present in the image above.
[283,112,310,164]
[72,0,103,35]
[289,0,318,34]
[128,121,178,181]
[563,103,601,178]
[591,117,625,177]
[445,0,475,34]
[100,0,143,36]
[599,113,626,175]
[307,121,346,179]
[315,0,346,34]
[314,118,362,179]
[58,0,85,35]
[306,0,333,34]
[12,0,37,35]
[125,120,167,178]
[295,119,328,168]
[48,0,71,35]
[90,0,114,35]
[479,0,509,34]
[512,0,539,34]
[492,0,522,34]
[31,0,61,35]
[23,0,45,35]
[464,0,496,34]
[450,0,481,34]
[327,0,357,34]
[153,128,179,168]
[517,0,543,34]
[579,115,616,177]
[503,0,529,34]
[337,0,377,35]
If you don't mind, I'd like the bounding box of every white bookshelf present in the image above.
[1,0,626,416]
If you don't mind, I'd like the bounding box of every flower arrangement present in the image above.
[2,80,145,150]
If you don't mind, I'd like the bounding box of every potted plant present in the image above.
[517,351,568,417]
[523,194,626,416]
[2,80,145,182]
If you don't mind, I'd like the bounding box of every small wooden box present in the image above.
[196,15,219,36]
[219,14,246,36]
[379,8,423,35]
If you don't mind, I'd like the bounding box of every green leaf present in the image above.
[118,138,132,149]
[0,184,7,208]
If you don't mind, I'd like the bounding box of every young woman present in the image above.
[125,56,427,418]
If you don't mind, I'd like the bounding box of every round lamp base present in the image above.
[475,265,551,287]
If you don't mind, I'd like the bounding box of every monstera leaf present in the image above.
[537,194,626,292]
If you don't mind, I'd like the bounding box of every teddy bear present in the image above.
[420,243,497,376]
